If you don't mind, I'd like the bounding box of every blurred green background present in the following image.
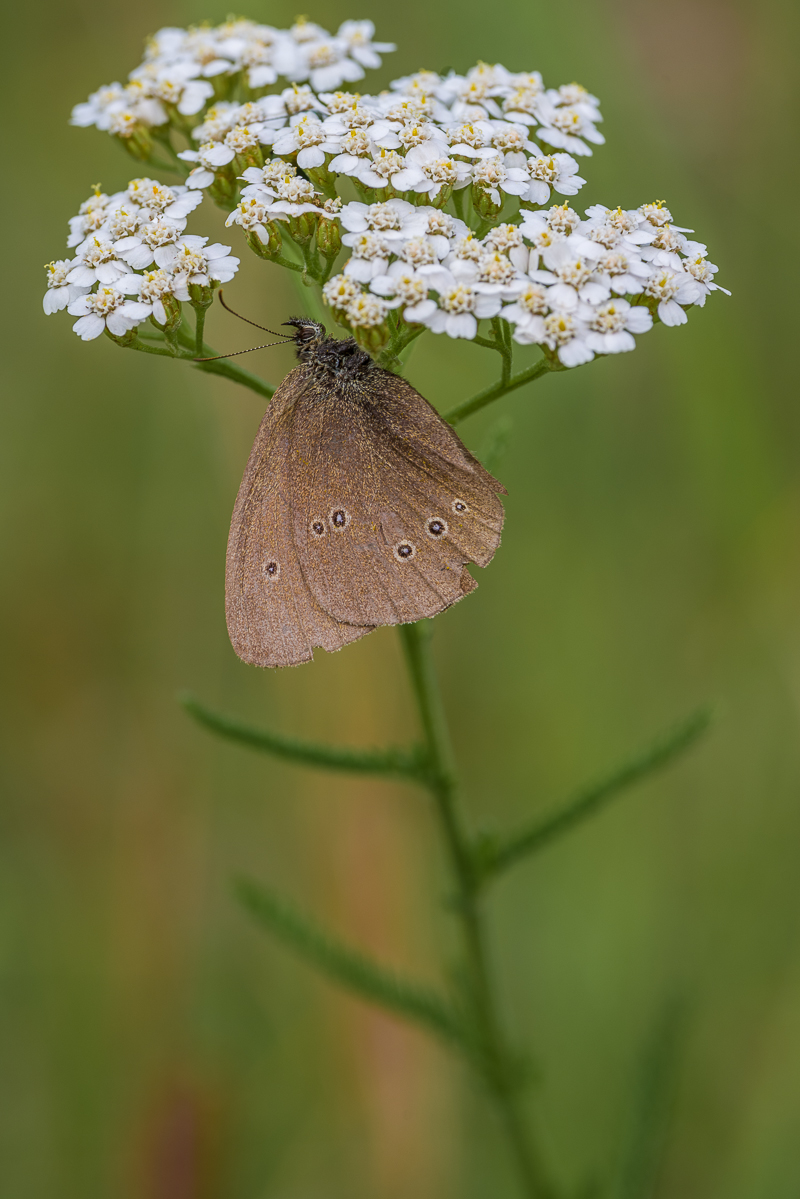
[2,0,799,1196]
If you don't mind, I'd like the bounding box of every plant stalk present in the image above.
[399,621,558,1199]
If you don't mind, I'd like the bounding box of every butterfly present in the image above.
[223,317,506,667]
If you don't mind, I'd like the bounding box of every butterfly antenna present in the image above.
[217,289,289,337]
[194,341,289,362]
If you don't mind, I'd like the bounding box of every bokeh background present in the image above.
[2,1,799,1196]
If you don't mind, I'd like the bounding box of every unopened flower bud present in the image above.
[189,282,215,310]
[352,321,391,353]
[246,222,283,259]
[430,184,453,211]
[117,125,153,162]
[317,215,342,259]
[153,292,183,332]
[208,174,237,208]
[473,187,503,221]
[232,145,265,176]
[289,212,318,245]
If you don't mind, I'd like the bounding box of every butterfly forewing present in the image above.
[226,378,374,667]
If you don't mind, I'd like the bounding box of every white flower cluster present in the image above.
[43,179,239,339]
[321,198,728,365]
[57,27,727,368]
[176,73,592,208]
[71,19,395,141]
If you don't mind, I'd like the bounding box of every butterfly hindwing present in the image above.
[289,367,505,628]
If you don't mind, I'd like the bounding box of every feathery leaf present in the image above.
[237,877,464,1044]
[181,693,429,781]
[477,707,713,882]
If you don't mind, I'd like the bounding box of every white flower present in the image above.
[548,83,601,121]
[293,35,365,93]
[43,259,90,313]
[502,84,544,126]
[638,201,692,232]
[370,263,432,312]
[643,267,701,325]
[322,273,362,310]
[192,102,240,143]
[124,268,181,325]
[581,205,656,250]
[530,236,607,307]
[471,158,530,206]
[447,120,496,158]
[524,152,585,204]
[582,297,653,353]
[148,71,215,115]
[270,114,341,167]
[397,235,451,268]
[67,285,150,340]
[178,140,236,188]
[104,205,142,240]
[596,248,652,295]
[390,70,443,96]
[67,189,117,247]
[467,251,525,298]
[262,174,324,217]
[66,236,131,287]
[159,236,240,291]
[113,216,186,269]
[368,143,461,197]
[679,247,730,304]
[327,128,377,175]
[501,282,551,340]
[532,309,594,366]
[337,20,395,68]
[125,178,203,221]
[241,157,296,191]
[535,101,605,156]
[71,83,127,129]
[342,231,391,281]
[347,291,389,327]
[225,195,274,239]
[411,271,502,339]
[641,223,691,259]
[340,199,429,243]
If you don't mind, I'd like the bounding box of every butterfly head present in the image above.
[283,317,327,360]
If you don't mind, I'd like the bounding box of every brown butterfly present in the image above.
[223,317,506,667]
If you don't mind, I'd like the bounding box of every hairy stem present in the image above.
[444,356,555,425]
[399,621,558,1199]
[176,326,276,399]
[194,305,207,357]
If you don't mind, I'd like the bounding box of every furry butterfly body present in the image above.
[226,320,506,667]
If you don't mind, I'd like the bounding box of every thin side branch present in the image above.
[478,707,713,882]
[444,356,555,425]
[181,692,430,782]
[237,877,465,1044]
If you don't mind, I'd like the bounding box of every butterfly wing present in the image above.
[226,371,374,667]
[290,368,505,627]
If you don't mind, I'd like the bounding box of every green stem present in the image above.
[491,316,513,385]
[176,326,276,400]
[193,305,207,357]
[399,621,558,1199]
[444,356,555,425]
[473,334,503,354]
[193,353,276,399]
